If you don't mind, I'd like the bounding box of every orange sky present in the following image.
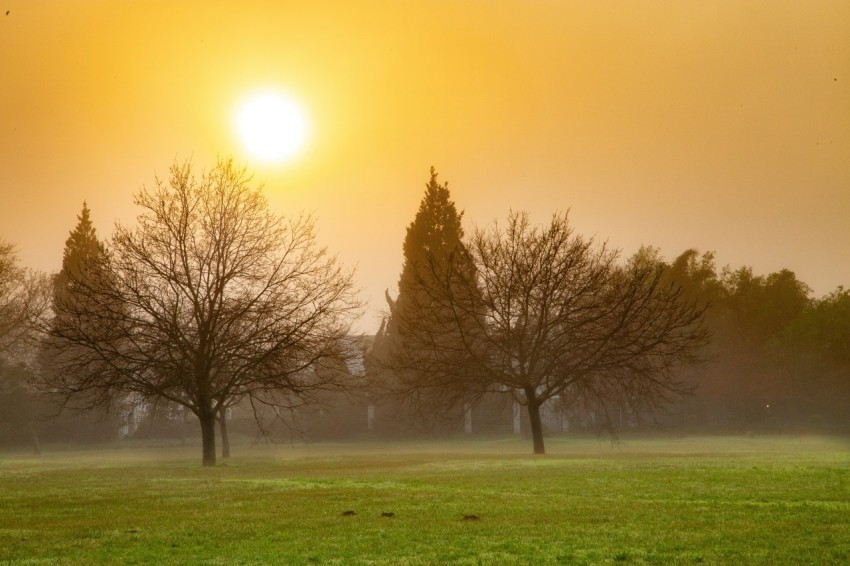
[1,1,848,332]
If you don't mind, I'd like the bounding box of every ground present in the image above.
[1,435,848,564]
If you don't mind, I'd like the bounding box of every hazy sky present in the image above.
[2,1,848,332]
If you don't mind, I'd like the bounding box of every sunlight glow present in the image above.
[236,92,308,163]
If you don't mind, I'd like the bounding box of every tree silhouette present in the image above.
[0,241,26,355]
[0,242,46,356]
[40,159,360,465]
[393,211,707,454]
[0,239,51,453]
[371,168,478,428]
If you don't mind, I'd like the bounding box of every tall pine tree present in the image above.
[53,202,109,306]
[374,168,480,427]
[47,204,126,406]
[40,202,122,435]
[395,167,466,324]
[51,201,116,353]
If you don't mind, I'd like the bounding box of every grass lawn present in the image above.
[1,435,848,564]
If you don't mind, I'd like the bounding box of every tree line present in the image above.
[657,248,849,431]
[370,171,848,443]
[0,161,847,463]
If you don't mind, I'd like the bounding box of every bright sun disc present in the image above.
[236,93,308,163]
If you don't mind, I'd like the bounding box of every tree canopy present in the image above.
[40,159,361,465]
[380,198,707,453]
[0,241,49,357]
[372,168,476,427]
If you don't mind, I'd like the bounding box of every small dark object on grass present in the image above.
[381,512,395,518]
[463,514,480,521]
[341,510,357,516]
[126,529,138,534]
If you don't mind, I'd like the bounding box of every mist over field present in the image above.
[2,172,847,457]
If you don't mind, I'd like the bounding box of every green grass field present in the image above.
[1,435,848,564]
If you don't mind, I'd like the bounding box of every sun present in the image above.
[235,92,309,163]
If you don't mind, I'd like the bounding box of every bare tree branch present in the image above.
[382,210,707,453]
[37,158,361,465]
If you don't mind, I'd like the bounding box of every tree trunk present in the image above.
[27,421,41,456]
[200,410,217,467]
[219,412,231,459]
[524,385,546,454]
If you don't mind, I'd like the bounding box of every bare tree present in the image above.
[0,241,51,358]
[391,211,706,454]
[0,240,52,453]
[0,240,25,354]
[39,159,361,465]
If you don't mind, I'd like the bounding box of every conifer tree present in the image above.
[53,202,109,309]
[45,203,122,412]
[376,168,480,425]
[393,167,466,329]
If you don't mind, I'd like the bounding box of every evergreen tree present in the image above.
[50,202,115,363]
[39,203,122,439]
[53,202,110,313]
[393,167,466,329]
[375,168,478,427]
